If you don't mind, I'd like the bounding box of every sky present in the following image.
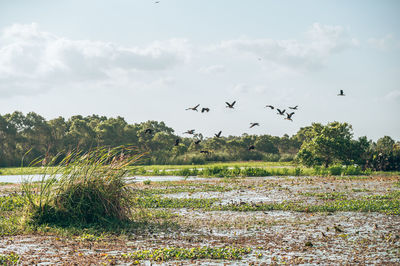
[0,0,399,141]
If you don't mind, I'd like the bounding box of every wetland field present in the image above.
[0,172,399,265]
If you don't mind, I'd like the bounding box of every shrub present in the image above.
[328,165,343,176]
[294,167,303,176]
[177,168,192,177]
[342,165,362,175]
[263,153,280,162]
[22,146,143,226]
[279,154,294,162]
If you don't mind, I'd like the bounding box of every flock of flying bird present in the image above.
[180,101,299,152]
[149,1,348,153]
[143,89,345,153]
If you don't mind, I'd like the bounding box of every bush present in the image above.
[177,168,192,177]
[294,167,303,176]
[279,154,294,162]
[313,166,329,176]
[342,165,362,175]
[328,165,343,176]
[263,153,280,162]
[201,166,230,177]
[22,146,143,226]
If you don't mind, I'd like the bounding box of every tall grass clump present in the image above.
[22,146,143,226]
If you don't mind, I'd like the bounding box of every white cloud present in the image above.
[231,83,268,94]
[199,64,226,74]
[368,34,399,50]
[385,90,400,101]
[215,23,358,71]
[0,23,189,97]
[0,22,359,98]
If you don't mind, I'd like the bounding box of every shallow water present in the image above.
[0,174,203,184]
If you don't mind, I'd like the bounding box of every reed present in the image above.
[22,146,143,226]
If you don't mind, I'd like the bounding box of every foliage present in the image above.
[365,136,400,171]
[0,195,25,211]
[296,122,355,167]
[0,111,399,171]
[0,111,299,167]
[328,165,343,176]
[22,146,143,226]
[122,246,252,262]
[0,253,20,265]
[134,196,218,209]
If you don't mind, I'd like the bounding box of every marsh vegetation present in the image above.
[0,148,399,264]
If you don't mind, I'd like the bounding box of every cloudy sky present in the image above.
[0,0,399,140]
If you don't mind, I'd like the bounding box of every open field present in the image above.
[0,174,399,264]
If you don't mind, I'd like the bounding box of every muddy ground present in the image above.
[0,175,399,265]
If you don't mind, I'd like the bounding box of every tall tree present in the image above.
[296,122,354,167]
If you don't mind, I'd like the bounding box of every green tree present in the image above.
[296,122,354,167]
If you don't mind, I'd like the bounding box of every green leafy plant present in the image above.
[0,253,20,265]
[123,246,252,262]
[328,165,343,176]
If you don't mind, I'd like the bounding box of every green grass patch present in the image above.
[0,167,53,176]
[298,192,347,200]
[122,246,252,262]
[139,185,233,196]
[0,253,20,265]
[135,192,400,215]
[214,199,400,215]
[335,176,370,180]
[134,196,218,209]
[132,166,315,178]
[0,215,23,237]
[352,188,371,192]
[0,195,25,211]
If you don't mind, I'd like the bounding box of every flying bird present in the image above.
[250,123,260,128]
[144,128,152,134]
[200,150,210,154]
[201,108,210,113]
[215,131,222,138]
[338,90,345,96]
[277,109,286,115]
[225,101,236,109]
[175,139,180,146]
[285,112,295,121]
[186,104,200,111]
[248,145,255,150]
[184,129,195,135]
[265,105,274,109]
[289,105,298,110]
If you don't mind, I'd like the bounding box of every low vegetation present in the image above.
[131,164,370,177]
[22,146,143,226]
[0,253,20,265]
[0,143,399,264]
[122,246,252,262]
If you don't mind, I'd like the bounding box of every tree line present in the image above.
[0,111,398,170]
